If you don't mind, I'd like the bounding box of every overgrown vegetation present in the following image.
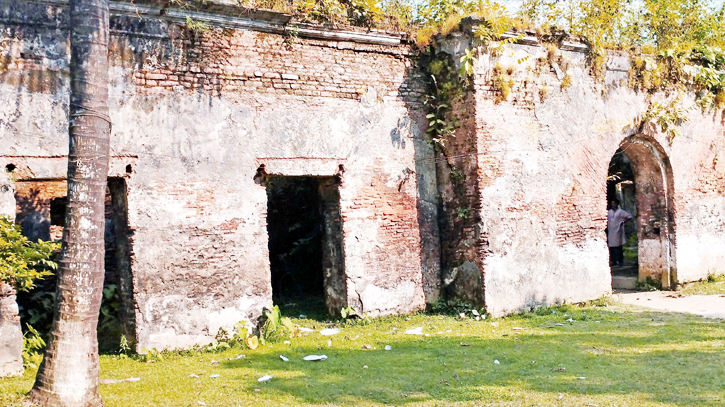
[677,273,725,295]
[21,325,45,370]
[637,96,692,140]
[521,0,725,118]
[635,276,663,291]
[415,0,725,144]
[0,217,59,370]
[3,300,725,406]
[0,217,59,293]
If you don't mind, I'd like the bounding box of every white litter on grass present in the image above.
[234,354,246,359]
[280,355,289,362]
[320,328,339,336]
[404,327,424,335]
[385,345,392,351]
[299,327,314,333]
[189,374,199,378]
[258,375,272,382]
[284,341,291,344]
[327,340,332,346]
[567,318,575,322]
[198,402,207,406]
[494,360,500,365]
[472,310,480,316]
[210,374,220,379]
[576,376,586,380]
[303,355,328,361]
[490,322,499,327]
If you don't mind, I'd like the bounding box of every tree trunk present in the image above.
[28,0,110,404]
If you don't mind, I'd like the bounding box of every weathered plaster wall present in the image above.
[0,0,439,350]
[436,22,725,315]
[0,282,23,377]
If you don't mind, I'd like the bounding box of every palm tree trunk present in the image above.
[28,0,110,404]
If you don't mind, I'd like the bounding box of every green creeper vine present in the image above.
[637,96,691,141]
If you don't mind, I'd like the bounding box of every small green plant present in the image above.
[259,305,296,343]
[459,48,476,78]
[560,73,572,89]
[449,168,465,183]
[455,206,470,219]
[205,340,231,352]
[429,298,484,317]
[539,84,551,101]
[119,334,132,355]
[588,45,607,81]
[232,320,250,344]
[707,273,725,283]
[635,276,662,291]
[139,347,164,362]
[22,324,45,369]
[491,63,514,103]
[340,306,358,319]
[185,16,209,33]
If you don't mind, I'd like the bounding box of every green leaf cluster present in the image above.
[640,97,692,140]
[22,324,45,368]
[0,216,59,292]
[260,305,296,343]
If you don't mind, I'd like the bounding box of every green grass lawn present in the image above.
[2,301,725,406]
[677,274,725,295]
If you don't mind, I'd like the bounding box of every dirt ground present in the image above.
[616,291,725,319]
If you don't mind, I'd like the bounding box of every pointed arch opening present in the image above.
[607,135,676,289]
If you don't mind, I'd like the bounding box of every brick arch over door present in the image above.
[617,134,677,288]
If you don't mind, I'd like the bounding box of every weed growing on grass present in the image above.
[677,273,725,295]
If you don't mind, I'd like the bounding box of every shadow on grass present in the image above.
[221,310,725,406]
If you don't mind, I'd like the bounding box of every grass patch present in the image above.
[2,303,725,406]
[677,274,725,295]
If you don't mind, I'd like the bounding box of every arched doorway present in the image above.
[607,135,676,289]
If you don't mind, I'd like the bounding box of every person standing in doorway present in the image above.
[607,199,633,267]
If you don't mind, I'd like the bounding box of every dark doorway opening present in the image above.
[265,176,345,317]
[607,149,639,285]
[102,178,135,352]
[15,178,135,352]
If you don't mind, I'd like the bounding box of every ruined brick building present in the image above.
[1,1,723,350]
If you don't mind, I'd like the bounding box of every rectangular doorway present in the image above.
[265,176,345,316]
[14,178,135,352]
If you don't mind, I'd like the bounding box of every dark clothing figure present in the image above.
[609,246,624,267]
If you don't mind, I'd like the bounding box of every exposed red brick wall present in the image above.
[14,180,67,241]
[123,27,424,105]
